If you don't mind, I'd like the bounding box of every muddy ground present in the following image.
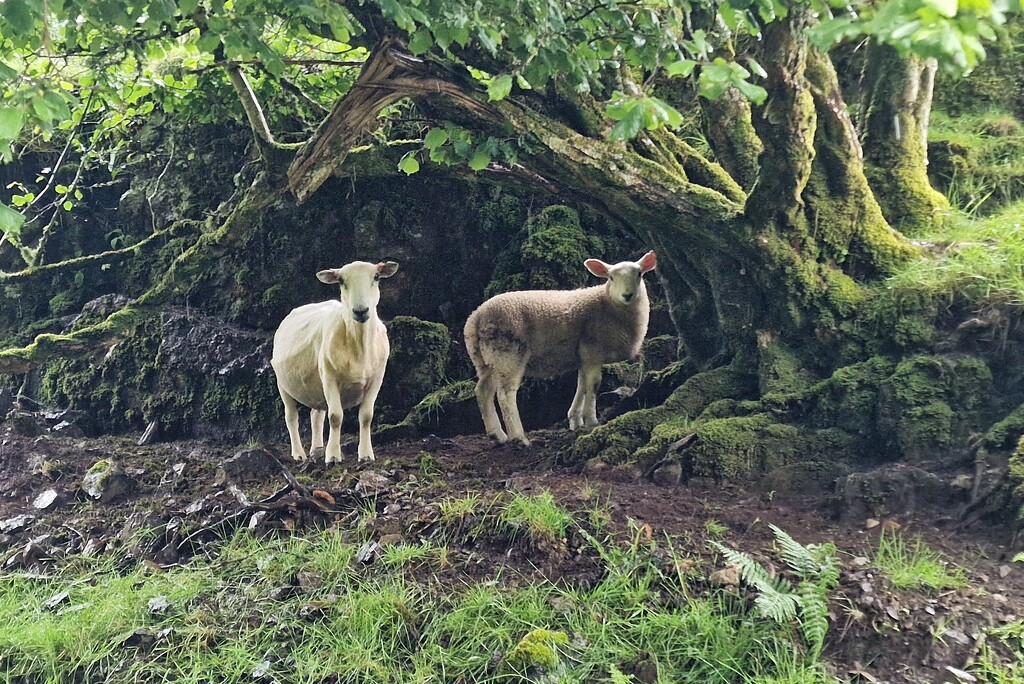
[1,417,1022,684]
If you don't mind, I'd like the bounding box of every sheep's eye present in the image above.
[339,279,346,288]
[374,273,380,282]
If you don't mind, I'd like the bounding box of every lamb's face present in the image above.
[604,262,646,305]
[317,260,400,324]
[585,251,657,306]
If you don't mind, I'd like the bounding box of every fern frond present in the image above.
[711,542,799,623]
[797,580,831,659]
[769,524,820,576]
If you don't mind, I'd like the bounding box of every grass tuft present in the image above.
[875,531,968,591]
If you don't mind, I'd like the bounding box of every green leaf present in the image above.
[734,79,768,105]
[468,148,490,171]
[55,184,69,194]
[398,152,420,175]
[1,0,36,36]
[0,106,23,141]
[0,203,25,241]
[62,200,73,211]
[423,127,449,150]
[923,0,959,18]
[609,103,645,140]
[0,61,17,82]
[487,74,514,102]
[665,59,696,77]
[408,28,433,55]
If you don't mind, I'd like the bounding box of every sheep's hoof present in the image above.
[324,451,343,464]
[488,431,509,444]
[358,454,376,463]
[291,452,308,462]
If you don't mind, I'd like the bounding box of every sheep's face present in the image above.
[585,251,657,306]
[317,260,400,324]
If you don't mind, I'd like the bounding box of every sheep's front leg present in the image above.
[568,368,588,430]
[278,385,307,462]
[581,365,602,428]
[322,379,345,465]
[356,367,386,463]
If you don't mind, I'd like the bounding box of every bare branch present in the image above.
[227,65,278,147]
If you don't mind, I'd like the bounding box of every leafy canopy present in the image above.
[0,0,1015,261]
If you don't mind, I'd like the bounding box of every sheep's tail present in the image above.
[463,311,482,370]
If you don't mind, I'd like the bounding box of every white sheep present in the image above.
[271,260,399,463]
[464,251,656,446]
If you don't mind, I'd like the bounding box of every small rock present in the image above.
[32,489,59,510]
[583,458,608,476]
[147,595,171,614]
[851,556,871,567]
[0,514,35,533]
[709,564,741,587]
[865,518,880,529]
[215,448,280,485]
[356,470,392,496]
[999,564,1013,578]
[50,420,84,437]
[880,519,902,533]
[378,533,404,547]
[81,459,135,503]
[356,541,380,564]
[297,572,323,592]
[44,590,70,610]
[652,462,682,487]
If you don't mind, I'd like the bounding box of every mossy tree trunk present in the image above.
[860,43,950,233]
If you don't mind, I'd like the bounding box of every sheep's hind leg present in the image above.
[568,368,588,430]
[278,386,307,462]
[495,372,529,446]
[474,370,508,443]
[581,365,602,428]
[310,409,326,457]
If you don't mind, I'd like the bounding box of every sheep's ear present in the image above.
[317,269,342,284]
[377,261,399,278]
[585,259,611,279]
[637,251,657,273]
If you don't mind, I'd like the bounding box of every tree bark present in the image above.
[859,43,949,234]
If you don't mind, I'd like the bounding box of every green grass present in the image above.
[0,514,844,684]
[500,490,574,544]
[874,531,968,591]
[882,198,1024,312]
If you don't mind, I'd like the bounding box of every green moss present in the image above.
[983,403,1024,450]
[501,629,569,675]
[894,401,954,460]
[379,316,452,423]
[485,205,605,297]
[756,334,816,397]
[573,406,667,464]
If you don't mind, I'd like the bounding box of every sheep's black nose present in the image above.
[623,293,634,302]
[353,307,370,322]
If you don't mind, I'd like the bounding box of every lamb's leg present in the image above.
[495,369,529,446]
[310,409,326,454]
[568,369,587,430]
[356,368,386,463]
[278,385,307,462]
[322,380,345,465]
[474,369,508,443]
[581,365,602,428]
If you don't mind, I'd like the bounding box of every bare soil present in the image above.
[1,420,1022,683]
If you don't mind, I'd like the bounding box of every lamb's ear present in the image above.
[317,269,342,284]
[585,259,611,279]
[637,251,657,273]
[377,261,399,278]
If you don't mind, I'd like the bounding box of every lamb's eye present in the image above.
[339,279,346,288]
[374,273,380,282]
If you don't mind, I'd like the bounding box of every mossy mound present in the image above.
[485,205,606,297]
[377,316,452,423]
[41,300,278,441]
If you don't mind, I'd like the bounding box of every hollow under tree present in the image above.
[1,0,1022,527]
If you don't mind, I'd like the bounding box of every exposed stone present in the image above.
[651,462,682,486]
[214,448,281,486]
[356,470,393,496]
[709,564,741,587]
[32,489,59,510]
[839,464,965,520]
[81,459,135,503]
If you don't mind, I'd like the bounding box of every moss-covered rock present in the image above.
[485,205,606,297]
[42,300,278,441]
[500,629,569,678]
[377,316,452,423]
